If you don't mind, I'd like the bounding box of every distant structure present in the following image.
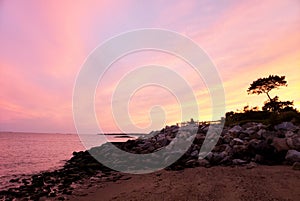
[176,118,222,127]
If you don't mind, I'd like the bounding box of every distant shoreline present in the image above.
[0,131,147,136]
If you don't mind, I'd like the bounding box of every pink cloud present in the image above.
[0,0,299,132]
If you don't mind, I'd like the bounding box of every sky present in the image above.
[0,0,299,133]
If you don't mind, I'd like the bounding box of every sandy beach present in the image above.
[68,165,300,201]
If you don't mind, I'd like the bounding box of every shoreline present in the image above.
[1,120,300,200]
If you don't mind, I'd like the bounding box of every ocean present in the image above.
[0,132,135,191]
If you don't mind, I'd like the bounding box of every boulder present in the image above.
[271,137,290,152]
[232,145,247,157]
[230,138,244,146]
[257,129,266,138]
[246,162,257,169]
[185,159,198,167]
[205,152,226,165]
[285,131,296,138]
[229,125,242,134]
[198,159,210,167]
[286,136,300,151]
[232,159,247,165]
[190,150,199,158]
[275,122,297,131]
[285,150,300,163]
[254,154,264,163]
[244,128,256,135]
[222,135,231,144]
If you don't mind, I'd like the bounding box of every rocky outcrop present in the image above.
[1,121,299,200]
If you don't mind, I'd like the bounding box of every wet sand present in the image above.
[68,165,300,201]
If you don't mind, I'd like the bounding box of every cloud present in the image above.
[0,0,299,132]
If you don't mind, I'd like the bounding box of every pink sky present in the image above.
[0,0,299,133]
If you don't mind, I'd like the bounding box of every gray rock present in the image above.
[246,162,257,169]
[285,150,300,162]
[244,128,256,135]
[222,135,231,144]
[232,145,247,154]
[198,159,210,167]
[271,137,290,152]
[254,154,264,163]
[257,129,266,138]
[275,122,297,131]
[257,123,267,130]
[286,136,300,151]
[232,159,247,165]
[205,152,213,162]
[230,138,244,146]
[209,152,227,164]
[238,133,249,140]
[285,131,296,138]
[185,159,197,167]
[229,125,242,134]
[190,150,199,157]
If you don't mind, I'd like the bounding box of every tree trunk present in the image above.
[266,92,278,113]
[266,92,272,102]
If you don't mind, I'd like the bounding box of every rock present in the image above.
[244,128,256,135]
[9,178,19,183]
[190,150,199,158]
[285,131,295,138]
[242,122,258,129]
[228,125,243,137]
[232,159,247,165]
[219,156,232,165]
[141,141,152,149]
[222,135,231,144]
[212,144,228,152]
[275,122,297,131]
[205,152,213,161]
[292,162,300,170]
[198,159,210,167]
[232,145,247,158]
[229,125,242,134]
[254,154,264,163]
[286,136,300,151]
[194,134,205,145]
[285,150,300,163]
[246,162,257,169]
[231,138,244,146]
[185,159,198,167]
[208,152,227,165]
[147,145,156,152]
[257,129,266,138]
[271,137,290,152]
[48,192,56,197]
[238,133,249,140]
[62,189,72,195]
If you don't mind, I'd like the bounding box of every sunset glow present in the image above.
[1,0,299,133]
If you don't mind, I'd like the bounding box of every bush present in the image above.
[225,110,300,126]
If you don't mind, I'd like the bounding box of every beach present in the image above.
[1,121,300,200]
[68,165,300,201]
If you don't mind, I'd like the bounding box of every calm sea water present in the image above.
[0,132,134,190]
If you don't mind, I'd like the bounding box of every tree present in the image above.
[247,75,287,102]
[247,75,288,112]
[262,96,294,112]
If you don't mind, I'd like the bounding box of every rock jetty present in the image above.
[1,121,300,200]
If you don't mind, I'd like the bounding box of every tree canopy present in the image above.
[262,96,294,112]
[247,75,287,101]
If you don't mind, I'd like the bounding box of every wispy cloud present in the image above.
[1,0,299,132]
